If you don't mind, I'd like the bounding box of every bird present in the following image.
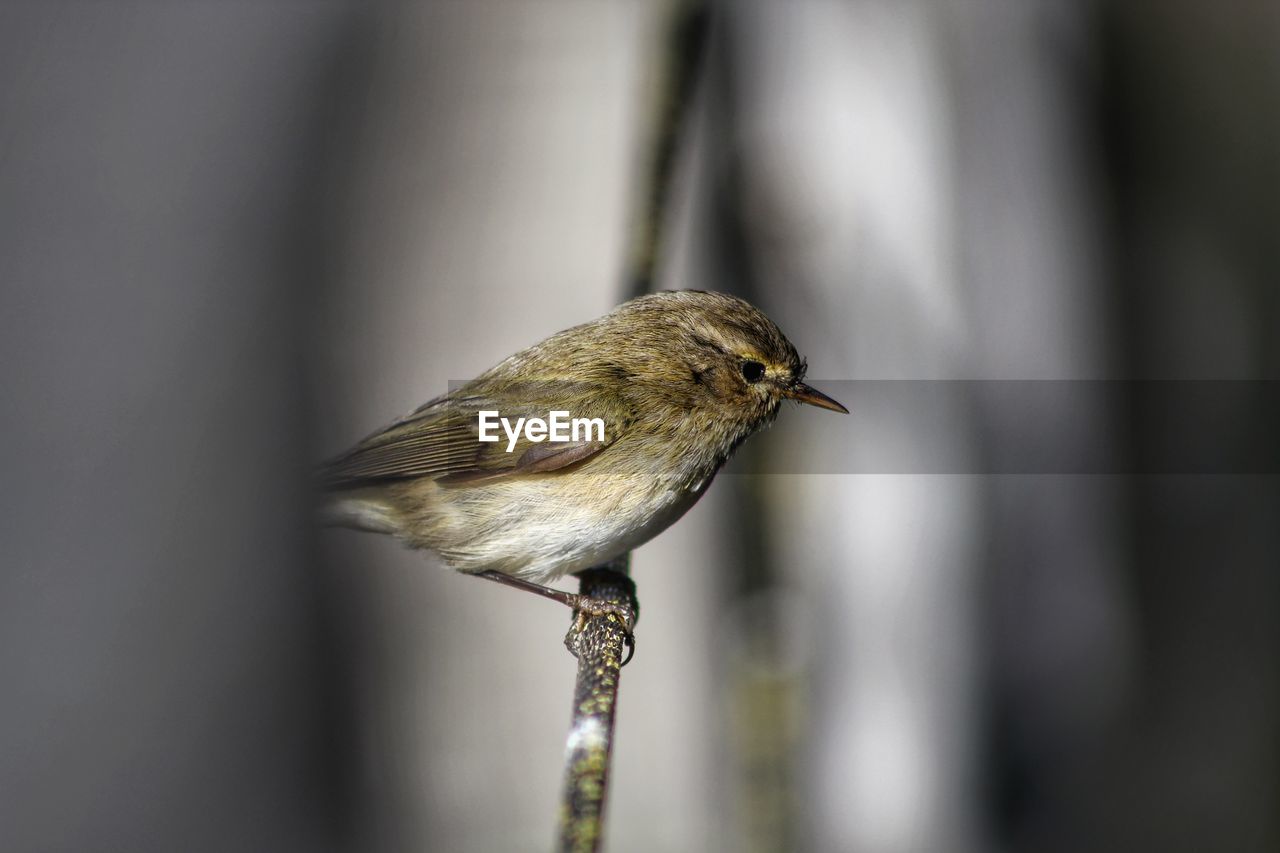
[320,290,846,626]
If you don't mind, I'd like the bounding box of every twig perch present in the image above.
[557,559,638,853]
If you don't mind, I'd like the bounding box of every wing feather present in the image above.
[321,389,626,489]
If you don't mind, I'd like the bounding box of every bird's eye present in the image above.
[741,360,766,383]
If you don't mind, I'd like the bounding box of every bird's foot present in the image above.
[562,595,636,666]
[468,569,637,665]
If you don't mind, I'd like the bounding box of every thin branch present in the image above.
[557,561,638,853]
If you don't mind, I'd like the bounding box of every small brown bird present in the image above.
[321,290,845,617]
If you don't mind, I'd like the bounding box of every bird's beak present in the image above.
[786,382,849,414]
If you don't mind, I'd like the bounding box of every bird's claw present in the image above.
[563,596,637,666]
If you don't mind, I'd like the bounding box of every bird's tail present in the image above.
[316,489,400,536]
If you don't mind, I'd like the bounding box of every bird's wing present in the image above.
[320,388,629,489]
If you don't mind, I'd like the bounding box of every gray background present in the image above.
[2,2,1276,852]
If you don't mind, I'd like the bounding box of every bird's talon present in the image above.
[621,631,636,667]
[562,595,637,665]
[568,595,635,633]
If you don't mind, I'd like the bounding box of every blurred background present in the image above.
[2,2,1277,852]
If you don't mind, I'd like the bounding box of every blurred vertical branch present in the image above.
[701,7,802,849]
[557,1,709,851]
[625,0,710,299]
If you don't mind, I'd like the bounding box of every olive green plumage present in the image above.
[322,290,845,582]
